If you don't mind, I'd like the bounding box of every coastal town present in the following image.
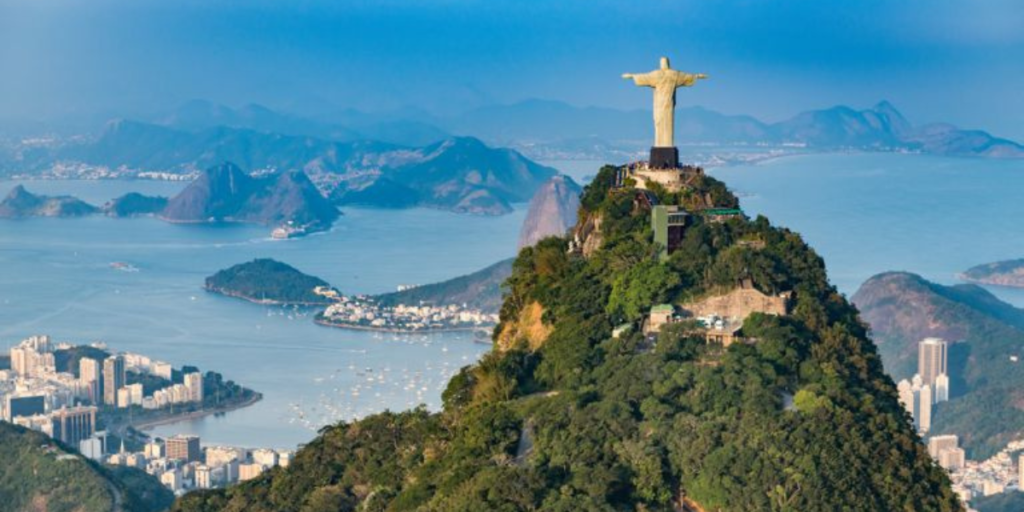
[316,288,499,332]
[0,334,288,494]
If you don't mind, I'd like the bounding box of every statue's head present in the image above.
[660,57,670,70]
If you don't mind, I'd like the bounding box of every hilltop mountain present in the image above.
[518,174,582,249]
[773,101,909,148]
[852,272,1024,457]
[161,163,340,230]
[175,165,957,512]
[103,192,169,217]
[0,421,173,512]
[368,136,556,215]
[374,258,514,313]
[0,184,98,218]
[205,258,336,305]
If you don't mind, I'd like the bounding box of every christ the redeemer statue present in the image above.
[623,57,707,168]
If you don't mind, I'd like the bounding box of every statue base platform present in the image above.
[649,147,679,169]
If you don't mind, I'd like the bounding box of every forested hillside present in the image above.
[174,165,958,511]
[0,422,173,512]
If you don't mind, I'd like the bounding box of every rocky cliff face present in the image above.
[517,174,581,249]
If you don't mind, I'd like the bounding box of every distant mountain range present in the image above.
[961,258,1024,288]
[0,185,98,218]
[0,163,342,233]
[458,99,1023,159]
[852,271,1024,458]
[140,98,1024,158]
[162,162,340,229]
[3,119,557,215]
[2,99,1018,184]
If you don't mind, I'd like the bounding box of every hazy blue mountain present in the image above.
[161,162,341,231]
[150,100,448,146]
[102,192,168,217]
[772,101,909,148]
[0,185,98,218]
[41,121,552,215]
[155,99,363,141]
[374,257,514,313]
[448,99,1023,158]
[384,137,556,215]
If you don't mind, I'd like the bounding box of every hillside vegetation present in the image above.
[205,258,335,305]
[0,421,173,512]
[174,165,957,511]
[374,258,514,314]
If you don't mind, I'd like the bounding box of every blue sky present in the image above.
[1,0,1021,138]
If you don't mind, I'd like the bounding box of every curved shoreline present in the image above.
[131,393,264,431]
[204,287,333,306]
[313,317,493,334]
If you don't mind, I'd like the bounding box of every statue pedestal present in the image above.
[649,147,679,169]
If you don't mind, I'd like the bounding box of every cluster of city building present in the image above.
[95,433,294,495]
[17,161,198,181]
[938,436,1024,510]
[319,295,498,332]
[1,335,203,449]
[897,337,951,434]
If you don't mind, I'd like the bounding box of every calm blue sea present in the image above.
[2,152,1023,448]
[712,153,1024,306]
[0,179,524,448]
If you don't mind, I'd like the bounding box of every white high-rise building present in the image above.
[939,448,965,471]
[919,337,948,388]
[195,465,213,489]
[79,358,102,404]
[928,435,959,458]
[897,379,914,417]
[898,376,933,433]
[934,373,950,403]
[252,448,278,468]
[184,372,204,403]
[918,384,932,433]
[1019,454,1024,490]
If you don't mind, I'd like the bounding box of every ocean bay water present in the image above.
[3,152,1024,449]
[711,153,1024,306]
[0,179,525,448]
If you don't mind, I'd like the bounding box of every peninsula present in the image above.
[204,258,338,305]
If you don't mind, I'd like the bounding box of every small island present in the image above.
[204,258,339,305]
[961,258,1024,288]
[0,185,98,218]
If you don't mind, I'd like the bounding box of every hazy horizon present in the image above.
[1,0,1021,139]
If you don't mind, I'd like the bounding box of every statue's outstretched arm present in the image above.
[624,72,655,87]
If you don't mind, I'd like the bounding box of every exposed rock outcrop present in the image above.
[518,175,581,249]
